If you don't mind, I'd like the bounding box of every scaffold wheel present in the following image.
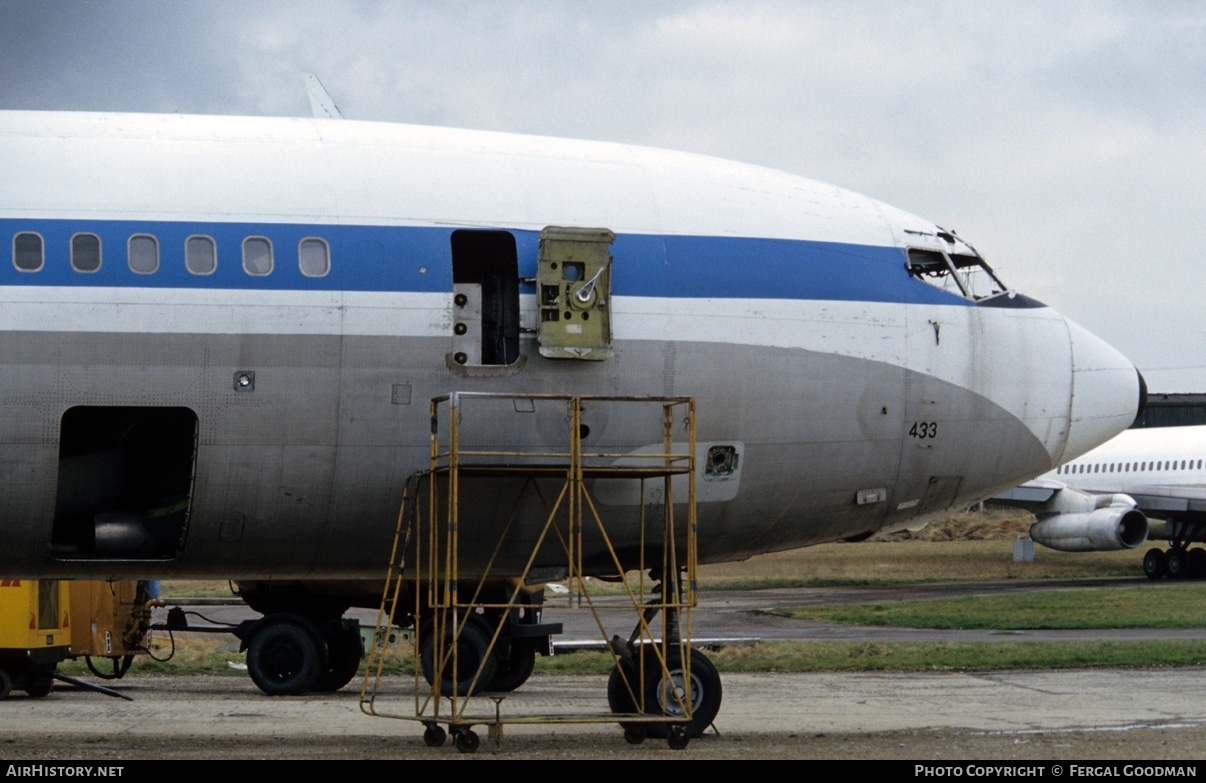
[454,729,481,753]
[423,725,447,747]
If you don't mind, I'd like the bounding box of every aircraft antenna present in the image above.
[304,73,344,119]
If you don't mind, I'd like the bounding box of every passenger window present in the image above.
[186,236,217,275]
[242,237,272,276]
[13,232,43,272]
[71,233,101,273]
[298,238,330,277]
[128,234,159,274]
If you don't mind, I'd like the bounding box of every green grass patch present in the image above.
[703,639,1206,671]
[778,584,1206,629]
[158,580,242,599]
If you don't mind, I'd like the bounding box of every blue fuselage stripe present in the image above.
[0,218,972,306]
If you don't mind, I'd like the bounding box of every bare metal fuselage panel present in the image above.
[0,111,1142,581]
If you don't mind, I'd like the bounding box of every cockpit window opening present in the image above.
[907,250,966,297]
[907,248,1009,302]
[13,232,44,272]
[71,232,102,273]
[948,252,1008,300]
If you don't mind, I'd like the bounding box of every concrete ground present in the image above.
[3,666,1206,760]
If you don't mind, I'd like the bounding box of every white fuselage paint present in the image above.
[0,110,1142,580]
[1039,425,1206,492]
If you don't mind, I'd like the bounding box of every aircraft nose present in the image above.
[1063,318,1145,461]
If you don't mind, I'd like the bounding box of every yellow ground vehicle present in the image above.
[0,579,70,698]
[0,579,158,698]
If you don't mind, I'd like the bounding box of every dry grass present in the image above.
[159,507,1141,599]
[695,540,1139,585]
[876,505,1034,541]
[695,507,1140,585]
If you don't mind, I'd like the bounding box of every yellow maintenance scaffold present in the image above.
[360,393,710,752]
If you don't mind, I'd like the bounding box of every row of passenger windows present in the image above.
[10,232,331,277]
[1057,459,1204,475]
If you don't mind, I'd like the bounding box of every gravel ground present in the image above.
[8,725,1206,761]
[4,668,1206,761]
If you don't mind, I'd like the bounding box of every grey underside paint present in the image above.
[0,331,1048,580]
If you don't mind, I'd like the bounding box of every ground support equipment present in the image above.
[360,393,709,752]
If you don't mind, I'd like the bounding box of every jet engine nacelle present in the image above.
[1028,489,1148,552]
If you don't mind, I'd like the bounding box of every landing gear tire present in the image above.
[1190,548,1206,579]
[607,659,639,721]
[454,729,480,753]
[312,626,363,692]
[623,725,646,745]
[1143,548,1167,580]
[487,639,537,692]
[247,620,323,696]
[1167,550,1189,580]
[607,646,722,740]
[420,615,497,697]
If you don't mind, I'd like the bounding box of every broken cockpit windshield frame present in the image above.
[906,248,1009,302]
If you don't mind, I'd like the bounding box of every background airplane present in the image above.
[0,105,1143,733]
[996,424,1206,579]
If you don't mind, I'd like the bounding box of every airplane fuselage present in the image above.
[1042,424,1206,492]
[0,110,1142,582]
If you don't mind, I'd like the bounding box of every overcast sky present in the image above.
[2,1,1202,392]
